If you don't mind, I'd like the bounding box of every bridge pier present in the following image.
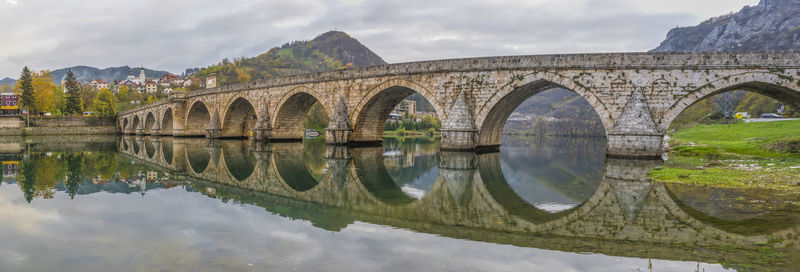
[437,151,478,204]
[441,91,479,151]
[205,110,222,139]
[251,128,272,142]
[251,103,273,142]
[326,96,353,145]
[605,88,664,160]
[171,129,188,137]
[606,134,664,159]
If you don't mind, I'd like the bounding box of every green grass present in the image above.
[668,120,800,159]
[650,120,800,192]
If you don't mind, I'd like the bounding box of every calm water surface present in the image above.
[0,135,798,272]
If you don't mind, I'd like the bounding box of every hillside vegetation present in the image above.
[191,31,386,86]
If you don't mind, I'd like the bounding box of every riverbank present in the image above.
[383,129,439,137]
[0,116,118,136]
[649,119,800,193]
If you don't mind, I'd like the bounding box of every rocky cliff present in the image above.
[652,0,800,52]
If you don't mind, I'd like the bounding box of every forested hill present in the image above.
[651,0,800,52]
[191,31,386,86]
[1,66,170,85]
[49,66,169,84]
[0,77,15,87]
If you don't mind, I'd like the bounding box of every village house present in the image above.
[90,79,109,90]
[205,74,217,88]
[145,81,158,94]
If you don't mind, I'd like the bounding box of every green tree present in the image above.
[65,153,84,199]
[145,95,157,104]
[17,67,35,114]
[53,85,67,115]
[30,70,58,114]
[78,85,97,111]
[21,161,36,203]
[116,85,131,102]
[93,88,116,118]
[64,69,82,115]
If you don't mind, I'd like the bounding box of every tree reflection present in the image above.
[65,153,84,199]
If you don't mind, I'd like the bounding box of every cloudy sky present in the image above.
[0,0,759,79]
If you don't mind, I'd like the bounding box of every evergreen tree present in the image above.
[65,153,84,199]
[64,69,82,114]
[18,67,34,113]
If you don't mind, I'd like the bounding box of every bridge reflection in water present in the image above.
[115,135,799,271]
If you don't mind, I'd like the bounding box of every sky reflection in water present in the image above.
[0,135,795,272]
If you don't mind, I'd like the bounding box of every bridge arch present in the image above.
[475,73,613,147]
[186,143,211,174]
[271,143,323,192]
[144,111,157,134]
[185,100,211,137]
[120,137,130,152]
[352,147,416,205]
[272,86,330,140]
[132,115,141,133]
[144,137,157,159]
[160,137,173,166]
[221,96,257,138]
[131,137,141,155]
[662,183,800,235]
[476,152,589,223]
[221,140,256,181]
[122,117,130,134]
[351,79,444,143]
[658,72,800,131]
[161,108,174,136]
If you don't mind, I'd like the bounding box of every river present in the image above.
[0,135,797,271]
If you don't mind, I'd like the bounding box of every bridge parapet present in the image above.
[117,51,800,159]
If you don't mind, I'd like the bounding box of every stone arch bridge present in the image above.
[118,51,800,158]
[117,136,800,270]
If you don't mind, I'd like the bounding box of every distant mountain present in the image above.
[192,31,386,86]
[503,89,606,136]
[49,66,170,84]
[652,0,800,52]
[0,77,15,87]
[505,0,800,136]
[650,0,800,124]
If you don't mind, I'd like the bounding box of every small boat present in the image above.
[305,129,321,138]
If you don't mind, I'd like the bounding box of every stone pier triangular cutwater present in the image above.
[150,115,162,136]
[206,110,222,139]
[325,145,352,191]
[438,151,477,205]
[610,180,654,224]
[606,88,664,159]
[610,87,660,135]
[326,95,353,145]
[441,91,478,150]
[251,102,273,142]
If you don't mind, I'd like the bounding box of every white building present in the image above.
[126,68,147,85]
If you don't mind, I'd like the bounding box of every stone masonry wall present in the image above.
[118,51,800,158]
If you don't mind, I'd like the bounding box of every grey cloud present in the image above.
[0,186,732,271]
[0,0,750,78]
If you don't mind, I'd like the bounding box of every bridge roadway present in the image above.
[118,136,800,271]
[118,51,800,159]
